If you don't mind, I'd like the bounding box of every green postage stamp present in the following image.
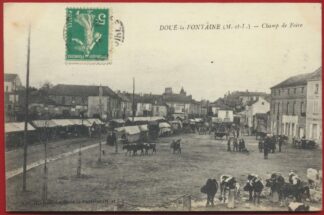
[66,8,110,62]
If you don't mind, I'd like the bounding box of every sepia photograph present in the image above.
[3,3,322,212]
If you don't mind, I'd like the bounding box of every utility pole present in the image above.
[77,112,84,177]
[98,86,103,163]
[42,111,49,203]
[132,78,135,123]
[22,25,31,192]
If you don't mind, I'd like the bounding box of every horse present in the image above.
[122,143,144,156]
[170,139,181,154]
[143,143,157,155]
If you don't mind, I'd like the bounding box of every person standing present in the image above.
[278,136,282,152]
[264,137,269,159]
[227,138,232,151]
[112,131,118,152]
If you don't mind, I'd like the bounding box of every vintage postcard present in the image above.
[3,3,322,212]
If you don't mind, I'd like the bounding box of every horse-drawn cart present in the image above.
[293,138,317,149]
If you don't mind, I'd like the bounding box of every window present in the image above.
[314,101,319,113]
[315,84,319,94]
[278,90,281,95]
[301,87,304,94]
[62,96,65,104]
[273,103,276,114]
[300,102,304,114]
[293,101,296,115]
[294,88,296,94]
[277,103,280,114]
[262,102,264,105]
[226,111,229,118]
[5,86,8,92]
[312,124,318,139]
[286,102,289,115]
[288,89,290,95]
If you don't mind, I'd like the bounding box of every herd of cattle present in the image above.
[200,170,321,211]
[121,139,182,156]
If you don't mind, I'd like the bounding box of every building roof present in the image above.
[49,84,119,98]
[271,67,322,89]
[254,113,268,120]
[4,73,19,82]
[246,97,270,107]
[307,67,322,81]
[229,91,269,97]
[117,92,131,102]
[163,94,192,103]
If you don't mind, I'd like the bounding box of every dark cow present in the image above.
[219,175,239,203]
[201,179,219,207]
[265,173,286,200]
[243,174,264,204]
[170,139,181,154]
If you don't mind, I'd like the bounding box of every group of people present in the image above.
[201,170,312,211]
[227,137,248,153]
[259,134,286,159]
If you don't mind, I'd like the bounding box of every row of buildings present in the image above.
[5,66,322,145]
[4,75,211,122]
[270,67,322,144]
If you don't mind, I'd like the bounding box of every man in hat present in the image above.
[264,134,271,159]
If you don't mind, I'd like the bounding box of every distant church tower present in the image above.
[180,87,186,96]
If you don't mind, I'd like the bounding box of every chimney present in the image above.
[165,87,172,95]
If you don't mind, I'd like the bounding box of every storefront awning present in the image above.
[115,126,141,135]
[5,122,35,133]
[32,120,57,128]
[159,122,171,128]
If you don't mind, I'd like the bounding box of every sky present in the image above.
[4,3,322,101]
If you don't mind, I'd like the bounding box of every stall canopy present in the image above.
[138,124,148,132]
[111,119,125,124]
[32,120,58,128]
[51,119,75,127]
[115,126,141,135]
[159,122,171,128]
[86,118,104,126]
[194,118,203,122]
[129,116,165,122]
[68,119,84,126]
[5,122,35,133]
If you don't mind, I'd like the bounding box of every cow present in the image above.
[265,173,286,201]
[219,175,239,203]
[200,179,219,207]
[243,174,264,204]
[170,139,181,154]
